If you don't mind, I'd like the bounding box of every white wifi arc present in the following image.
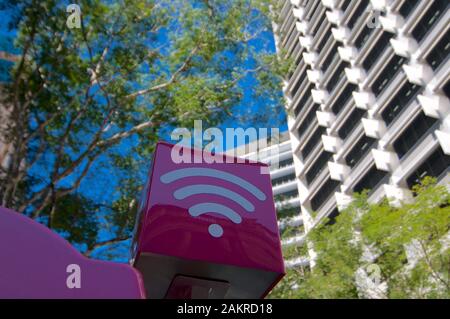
[160,167,266,238]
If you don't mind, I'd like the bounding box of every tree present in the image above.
[0,0,289,257]
[269,177,450,299]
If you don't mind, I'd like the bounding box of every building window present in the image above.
[406,147,450,188]
[354,25,374,50]
[321,43,339,73]
[338,107,366,140]
[393,112,438,159]
[280,189,299,200]
[305,150,333,185]
[278,157,294,168]
[425,29,450,71]
[331,83,358,115]
[326,61,349,93]
[345,135,376,168]
[341,0,352,13]
[282,25,298,50]
[399,0,420,18]
[311,11,326,37]
[272,173,296,187]
[347,0,370,30]
[306,0,321,21]
[353,165,388,194]
[444,79,450,99]
[362,32,393,72]
[325,208,340,225]
[297,104,320,138]
[290,69,308,98]
[371,55,405,96]
[301,126,326,160]
[411,0,448,43]
[311,178,340,211]
[381,82,421,126]
[294,84,314,117]
[317,25,332,52]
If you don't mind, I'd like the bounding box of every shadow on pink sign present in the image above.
[0,206,146,299]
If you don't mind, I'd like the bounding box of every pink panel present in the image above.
[0,206,146,299]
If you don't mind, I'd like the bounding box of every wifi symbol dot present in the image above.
[208,224,223,238]
[160,168,266,238]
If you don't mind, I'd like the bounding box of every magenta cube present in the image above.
[131,142,285,298]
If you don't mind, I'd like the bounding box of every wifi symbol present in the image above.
[160,167,266,238]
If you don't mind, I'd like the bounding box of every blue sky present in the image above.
[0,1,287,262]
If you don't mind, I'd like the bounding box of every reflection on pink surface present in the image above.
[132,142,285,298]
[0,206,145,299]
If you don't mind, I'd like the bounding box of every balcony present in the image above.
[273,179,298,196]
[322,134,343,153]
[328,161,351,182]
[371,148,400,172]
[402,62,434,86]
[362,117,387,139]
[390,36,418,58]
[316,110,336,127]
[282,234,306,247]
[278,215,303,230]
[285,257,310,269]
[419,93,450,119]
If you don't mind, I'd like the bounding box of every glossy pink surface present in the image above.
[0,206,146,299]
[134,142,284,275]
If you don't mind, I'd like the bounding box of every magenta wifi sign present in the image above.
[131,142,285,299]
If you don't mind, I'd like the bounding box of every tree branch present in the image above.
[84,236,131,257]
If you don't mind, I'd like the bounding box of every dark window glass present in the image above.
[381,82,421,125]
[311,179,340,211]
[305,150,333,184]
[306,0,321,20]
[279,157,294,168]
[354,165,388,194]
[301,126,326,159]
[272,173,296,186]
[297,104,320,138]
[291,69,308,98]
[347,0,370,29]
[444,79,450,99]
[325,208,340,225]
[294,84,314,117]
[406,147,450,188]
[331,83,358,115]
[294,45,305,65]
[338,107,366,140]
[371,55,405,96]
[281,189,299,199]
[393,112,438,159]
[317,25,332,52]
[426,29,450,71]
[321,43,339,72]
[355,25,374,50]
[345,135,376,167]
[341,0,352,12]
[326,61,349,92]
[412,0,448,43]
[311,12,326,36]
[399,0,420,18]
[362,32,393,72]
[282,25,298,48]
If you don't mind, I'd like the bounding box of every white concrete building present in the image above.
[232,131,310,269]
[273,0,449,251]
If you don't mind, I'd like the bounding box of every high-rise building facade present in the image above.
[272,0,450,245]
[232,132,310,269]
